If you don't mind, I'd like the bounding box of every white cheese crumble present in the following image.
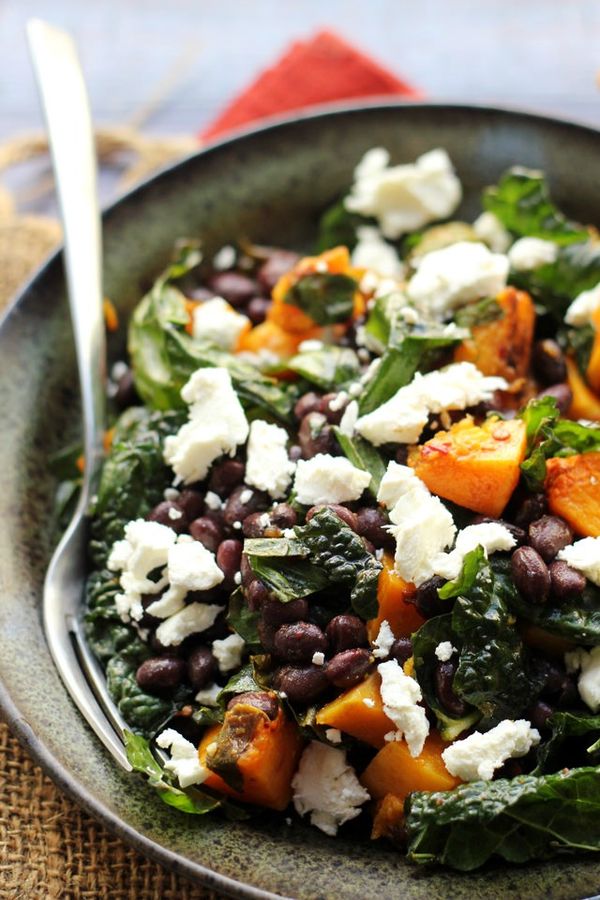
[245,419,296,499]
[155,602,224,647]
[312,651,326,666]
[565,646,600,712]
[355,362,507,446]
[338,399,359,438]
[239,488,253,505]
[558,537,600,585]
[204,491,224,510]
[377,659,430,757]
[508,237,558,271]
[431,522,516,581]
[192,297,250,350]
[195,683,222,707]
[564,283,600,327]
[168,540,224,591]
[163,368,248,484]
[472,211,512,253]
[212,244,236,270]
[372,620,396,659]
[212,633,245,673]
[155,729,208,788]
[325,728,342,744]
[293,454,371,505]
[435,641,457,662]
[298,338,324,352]
[108,519,176,622]
[351,225,405,277]
[292,742,370,836]
[345,147,462,239]
[407,241,509,318]
[442,720,541,782]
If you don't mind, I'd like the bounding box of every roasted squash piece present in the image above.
[236,320,322,357]
[360,731,461,806]
[566,355,600,421]
[367,553,424,643]
[408,415,527,518]
[371,793,406,842]
[315,672,393,748]
[453,287,535,381]
[197,701,303,810]
[545,452,600,537]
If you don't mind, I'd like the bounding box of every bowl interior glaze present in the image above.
[2,103,600,900]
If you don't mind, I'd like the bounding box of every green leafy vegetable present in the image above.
[514,240,600,321]
[247,555,329,603]
[287,346,359,389]
[406,767,600,870]
[84,570,138,663]
[535,712,600,774]
[483,167,588,245]
[438,546,486,600]
[333,427,387,496]
[284,273,357,325]
[454,296,503,329]
[217,660,269,706]
[316,199,366,252]
[226,588,261,647]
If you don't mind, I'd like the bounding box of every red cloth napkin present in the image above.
[201,30,421,141]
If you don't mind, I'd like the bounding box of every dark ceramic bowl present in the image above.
[2,103,600,900]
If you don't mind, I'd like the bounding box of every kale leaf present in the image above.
[333,427,387,497]
[287,346,359,389]
[284,273,358,325]
[535,712,600,775]
[226,587,261,648]
[514,240,600,321]
[454,296,504,329]
[316,198,368,252]
[84,569,138,663]
[406,767,600,870]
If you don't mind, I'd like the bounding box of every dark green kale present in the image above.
[405,767,600,870]
[284,273,358,325]
[333,427,387,497]
[84,569,138,663]
[226,587,261,648]
[316,198,368,252]
[535,712,600,775]
[287,346,359,390]
[454,296,504,329]
[514,240,600,321]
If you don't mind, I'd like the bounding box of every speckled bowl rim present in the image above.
[3,100,600,899]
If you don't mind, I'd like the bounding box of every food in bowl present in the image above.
[71,145,600,871]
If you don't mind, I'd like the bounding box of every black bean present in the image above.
[216,539,243,587]
[294,391,324,421]
[514,492,548,528]
[528,515,573,563]
[227,691,280,719]
[261,597,309,629]
[532,339,567,386]
[362,537,376,556]
[527,699,554,731]
[186,646,217,690]
[189,516,223,552]
[208,271,258,307]
[306,503,358,531]
[136,657,186,693]
[537,383,573,415]
[114,368,139,409]
[242,511,269,538]
[272,664,329,705]
[298,412,336,458]
[208,459,245,496]
[246,297,271,324]
[270,503,298,530]
[390,637,413,665]
[325,615,367,653]
[177,489,205,521]
[321,393,345,425]
[434,661,468,717]
[549,560,586,601]
[325,648,372,689]
[257,620,278,653]
[257,250,300,294]
[274,622,328,663]
[511,546,551,603]
[470,515,527,547]
[246,579,271,611]
[146,500,188,534]
[223,485,267,526]
[355,507,394,549]
[414,576,447,619]
[395,446,409,466]
[185,286,214,302]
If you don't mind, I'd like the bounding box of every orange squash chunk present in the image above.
[409,415,527,518]
[371,793,406,842]
[236,320,322,357]
[360,731,461,806]
[454,287,535,381]
[315,672,393,748]
[197,702,303,810]
[586,307,600,395]
[545,452,600,537]
[367,553,424,643]
[566,356,600,421]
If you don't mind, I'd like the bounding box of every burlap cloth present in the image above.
[0,130,226,900]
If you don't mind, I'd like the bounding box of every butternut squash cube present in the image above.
[545,452,600,537]
[367,553,424,643]
[566,356,600,421]
[315,672,393,748]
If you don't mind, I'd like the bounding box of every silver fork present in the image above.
[28,19,132,771]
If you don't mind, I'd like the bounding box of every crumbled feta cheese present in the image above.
[212,633,245,673]
[345,147,462,239]
[565,646,600,712]
[292,742,370,836]
[312,651,325,666]
[192,297,250,351]
[325,728,342,744]
[232,521,242,530]
[204,491,224,510]
[234,571,242,585]
[107,519,176,622]
[156,729,208,788]
[431,522,516,581]
[472,211,512,253]
[298,338,324,352]
[435,641,457,662]
[558,537,600,585]
[351,225,405,277]
[442,720,541,781]
[328,391,349,412]
[168,506,183,521]
[398,304,420,325]
[356,362,506,446]
[293,454,371,505]
[239,488,253,505]
[407,241,509,318]
[565,283,600,327]
[338,400,359,438]
[111,360,128,382]
[372,620,396,659]
[155,602,224,647]
[212,244,236,270]
[195,683,222,707]
[363,698,375,708]
[508,237,558,272]
[378,659,430,757]
[145,584,187,619]
[245,420,296,499]
[163,487,180,502]
[377,461,423,511]
[163,368,248,484]
[168,540,224,591]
